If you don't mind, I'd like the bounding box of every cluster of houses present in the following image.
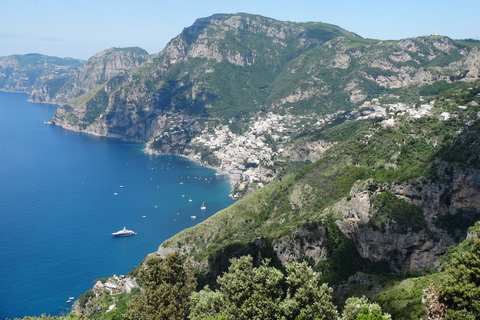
[191,112,323,188]
[93,274,139,296]
[176,90,480,197]
[351,94,480,128]
[191,92,480,196]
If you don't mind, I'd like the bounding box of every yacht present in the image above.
[200,202,206,210]
[112,227,137,237]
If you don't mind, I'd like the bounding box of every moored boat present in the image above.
[112,227,137,237]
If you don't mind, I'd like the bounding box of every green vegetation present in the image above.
[84,89,109,126]
[127,252,196,320]
[369,191,428,234]
[342,296,391,320]
[438,222,480,319]
[192,255,350,320]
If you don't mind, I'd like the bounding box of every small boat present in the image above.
[200,202,206,210]
[112,227,137,237]
[69,297,75,300]
[189,197,192,202]
[190,215,196,219]
[66,300,71,303]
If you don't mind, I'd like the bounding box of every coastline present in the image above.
[1,91,241,319]
[143,146,239,196]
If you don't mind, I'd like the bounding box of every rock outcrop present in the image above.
[328,163,480,273]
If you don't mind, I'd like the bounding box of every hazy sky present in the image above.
[1,0,479,60]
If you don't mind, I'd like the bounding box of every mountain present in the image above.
[28,47,149,105]
[0,47,149,106]
[153,78,480,286]
[46,14,479,144]
[0,53,83,93]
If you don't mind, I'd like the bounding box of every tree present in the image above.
[189,286,224,320]
[215,255,284,320]
[189,255,338,320]
[341,296,391,320]
[438,223,480,319]
[281,261,338,320]
[127,252,196,320]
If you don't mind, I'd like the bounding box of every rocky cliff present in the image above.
[29,47,149,105]
[269,161,480,274]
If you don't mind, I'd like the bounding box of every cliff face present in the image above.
[269,161,480,274]
[154,162,480,278]
[29,47,149,105]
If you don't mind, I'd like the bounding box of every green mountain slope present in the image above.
[155,79,480,286]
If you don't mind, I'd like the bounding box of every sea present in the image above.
[0,91,234,319]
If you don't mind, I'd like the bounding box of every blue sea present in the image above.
[0,91,234,319]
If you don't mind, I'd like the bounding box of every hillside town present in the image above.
[187,92,480,198]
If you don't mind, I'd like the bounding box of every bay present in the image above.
[0,91,234,319]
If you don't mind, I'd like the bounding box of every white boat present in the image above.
[189,197,192,202]
[112,227,137,237]
[190,215,196,219]
[200,202,206,210]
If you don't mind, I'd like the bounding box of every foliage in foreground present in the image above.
[438,222,480,319]
[127,252,196,320]
[190,255,391,320]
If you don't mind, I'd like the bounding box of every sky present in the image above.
[1,0,479,60]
